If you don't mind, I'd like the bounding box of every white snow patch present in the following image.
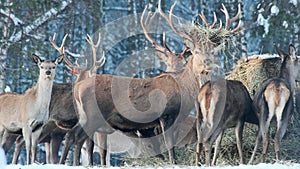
[2,163,300,169]
[289,0,298,6]
[282,21,288,28]
[256,13,269,37]
[0,147,6,167]
[247,54,279,60]
[270,5,279,16]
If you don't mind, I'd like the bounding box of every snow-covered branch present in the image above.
[0,9,23,26]
[8,0,73,45]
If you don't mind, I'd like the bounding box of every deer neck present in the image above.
[174,58,202,99]
[35,75,54,112]
[279,60,295,91]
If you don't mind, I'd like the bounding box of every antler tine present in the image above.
[63,55,76,70]
[158,0,193,42]
[141,4,166,53]
[179,46,189,59]
[230,4,241,24]
[86,33,102,72]
[49,33,68,55]
[210,12,217,28]
[199,13,210,28]
[221,3,241,31]
[63,50,78,70]
[221,4,230,30]
[168,2,193,42]
[158,0,170,23]
[96,51,106,68]
[199,12,218,29]
[162,32,172,54]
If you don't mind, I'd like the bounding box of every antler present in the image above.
[86,33,105,74]
[141,5,167,55]
[49,33,68,55]
[221,3,241,33]
[199,12,218,29]
[158,0,193,42]
[49,33,76,70]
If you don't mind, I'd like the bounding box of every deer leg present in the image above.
[203,139,212,166]
[248,127,261,164]
[235,121,245,164]
[1,131,17,153]
[261,117,271,163]
[159,119,175,164]
[206,127,223,166]
[195,100,203,166]
[73,137,86,166]
[51,136,63,164]
[73,126,88,166]
[212,131,223,165]
[45,142,50,164]
[86,137,94,166]
[96,132,107,166]
[31,128,42,164]
[0,128,4,145]
[59,132,74,164]
[12,135,25,164]
[23,127,32,165]
[274,101,290,161]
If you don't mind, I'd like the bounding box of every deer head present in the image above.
[32,54,63,80]
[50,33,105,82]
[275,44,300,91]
[140,6,189,73]
[157,0,241,77]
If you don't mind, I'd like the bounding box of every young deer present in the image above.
[196,79,255,166]
[5,33,105,165]
[249,44,300,163]
[0,53,63,164]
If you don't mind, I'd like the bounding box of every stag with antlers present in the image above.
[192,4,257,166]
[64,1,241,166]
[249,44,300,163]
[0,53,63,164]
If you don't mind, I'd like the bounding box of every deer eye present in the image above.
[41,66,44,69]
[52,66,55,69]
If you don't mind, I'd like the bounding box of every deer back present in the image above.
[198,79,256,127]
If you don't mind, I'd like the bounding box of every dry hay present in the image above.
[226,54,281,96]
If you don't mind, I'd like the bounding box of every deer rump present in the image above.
[75,73,184,135]
[253,77,292,124]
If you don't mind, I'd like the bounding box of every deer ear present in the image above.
[184,39,195,51]
[32,54,42,64]
[274,44,287,62]
[54,54,64,64]
[289,44,296,61]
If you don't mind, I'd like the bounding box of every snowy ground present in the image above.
[1,147,300,169]
[2,163,300,169]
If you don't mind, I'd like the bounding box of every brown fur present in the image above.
[196,79,255,166]
[249,45,300,163]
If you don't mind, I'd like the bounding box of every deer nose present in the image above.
[46,70,51,75]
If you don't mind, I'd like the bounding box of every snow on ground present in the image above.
[2,163,300,169]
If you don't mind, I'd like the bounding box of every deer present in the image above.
[0,53,64,164]
[4,33,105,165]
[58,7,193,165]
[195,78,256,166]
[248,44,300,163]
[193,4,259,166]
[65,1,241,166]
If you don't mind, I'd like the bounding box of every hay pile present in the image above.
[226,54,281,96]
